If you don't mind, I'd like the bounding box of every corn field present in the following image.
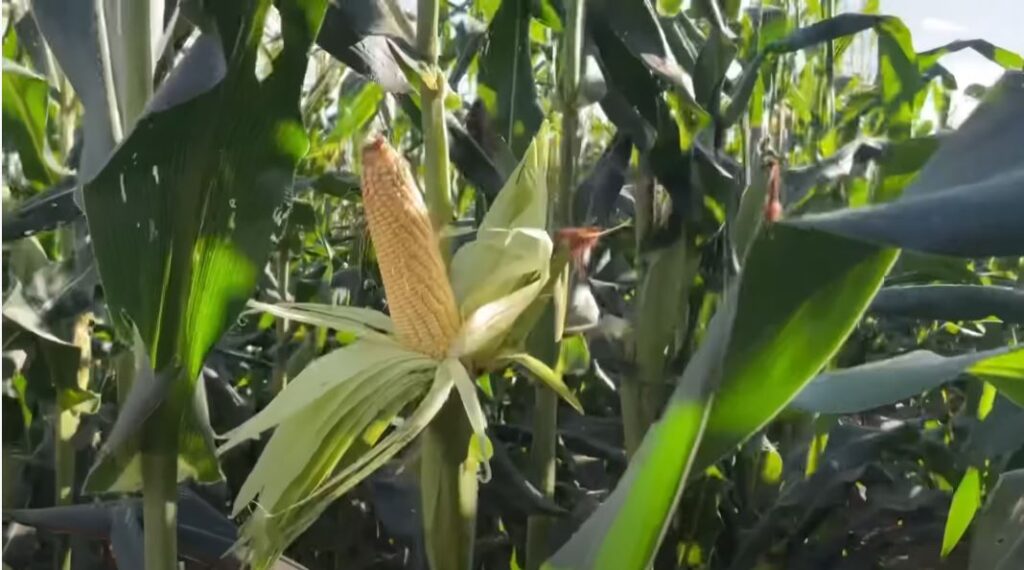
[2,0,1023,569]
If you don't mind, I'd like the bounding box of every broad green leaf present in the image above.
[478,0,544,157]
[791,347,1017,414]
[327,77,384,143]
[546,224,896,569]
[2,53,59,185]
[918,40,1024,75]
[315,4,412,93]
[697,225,898,468]
[793,71,1024,257]
[543,292,735,570]
[943,467,982,557]
[969,350,1024,408]
[590,0,700,105]
[969,469,1024,570]
[82,0,329,491]
[31,0,120,179]
[869,285,1024,324]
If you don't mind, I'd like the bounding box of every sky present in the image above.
[883,0,1024,87]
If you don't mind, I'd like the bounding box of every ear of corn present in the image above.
[361,137,461,358]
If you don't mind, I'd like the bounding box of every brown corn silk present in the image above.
[361,137,461,358]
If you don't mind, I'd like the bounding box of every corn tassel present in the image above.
[361,136,461,358]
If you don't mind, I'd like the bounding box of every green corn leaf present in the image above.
[969,350,1024,408]
[969,469,1024,570]
[2,50,60,186]
[792,71,1024,257]
[943,466,982,557]
[791,347,1020,415]
[869,285,1024,324]
[499,352,584,414]
[545,224,896,569]
[236,365,432,515]
[477,0,544,157]
[82,0,329,492]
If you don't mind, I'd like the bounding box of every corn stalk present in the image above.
[526,0,584,567]
[415,0,476,567]
[52,313,93,569]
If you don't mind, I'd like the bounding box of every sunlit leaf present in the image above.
[942,466,982,557]
[546,224,896,569]
[791,347,1019,414]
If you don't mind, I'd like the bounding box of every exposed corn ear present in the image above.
[361,136,461,358]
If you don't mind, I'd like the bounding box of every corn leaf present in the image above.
[792,72,1024,257]
[791,347,1020,415]
[477,0,544,157]
[81,0,329,492]
[869,285,1024,324]
[247,300,394,336]
[545,224,896,569]
[1,47,59,186]
[233,355,441,567]
[943,466,982,557]
[969,350,1024,408]
[499,352,583,414]
[969,468,1024,569]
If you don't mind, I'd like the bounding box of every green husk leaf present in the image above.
[247,300,394,336]
[219,338,431,453]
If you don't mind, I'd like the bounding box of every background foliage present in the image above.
[2,0,1023,568]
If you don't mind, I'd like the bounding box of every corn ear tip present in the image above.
[362,134,389,156]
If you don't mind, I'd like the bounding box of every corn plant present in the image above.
[4,0,1024,569]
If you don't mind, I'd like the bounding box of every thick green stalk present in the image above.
[140,358,184,570]
[53,313,93,569]
[416,1,474,568]
[420,396,477,570]
[141,397,180,570]
[623,168,654,456]
[417,0,453,232]
[526,1,585,566]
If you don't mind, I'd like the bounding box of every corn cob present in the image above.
[361,136,461,358]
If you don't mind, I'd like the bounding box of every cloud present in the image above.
[921,17,968,34]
